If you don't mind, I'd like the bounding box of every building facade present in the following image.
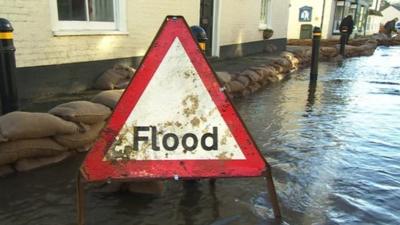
[287,0,383,39]
[0,0,289,101]
[381,5,400,24]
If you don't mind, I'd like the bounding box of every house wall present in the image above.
[381,6,400,24]
[219,0,289,45]
[218,0,289,57]
[322,0,337,39]
[287,0,337,39]
[366,15,382,35]
[0,0,200,68]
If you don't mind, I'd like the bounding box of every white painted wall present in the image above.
[1,0,290,67]
[366,15,382,35]
[287,0,339,39]
[0,0,200,68]
[219,0,289,46]
[270,0,291,39]
[381,6,400,24]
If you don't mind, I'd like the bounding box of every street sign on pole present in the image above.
[77,16,280,224]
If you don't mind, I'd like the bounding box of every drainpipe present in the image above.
[320,0,326,31]
[364,4,369,36]
[354,0,359,35]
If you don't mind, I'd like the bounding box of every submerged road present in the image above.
[1,46,399,225]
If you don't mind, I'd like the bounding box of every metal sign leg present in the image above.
[76,173,85,225]
[265,170,281,219]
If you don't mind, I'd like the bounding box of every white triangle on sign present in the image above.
[104,37,246,161]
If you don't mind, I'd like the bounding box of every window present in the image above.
[259,0,272,30]
[332,1,350,34]
[50,0,127,35]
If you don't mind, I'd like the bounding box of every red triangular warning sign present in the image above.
[81,16,269,182]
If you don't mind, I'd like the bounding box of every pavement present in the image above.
[210,51,283,73]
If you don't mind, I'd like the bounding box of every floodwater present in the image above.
[1,46,400,225]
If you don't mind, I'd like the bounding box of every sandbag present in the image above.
[248,83,261,93]
[235,75,251,87]
[0,138,67,165]
[263,66,277,76]
[49,101,111,125]
[113,64,136,78]
[320,47,338,58]
[215,71,232,84]
[241,88,251,96]
[94,64,135,90]
[249,67,268,79]
[54,121,106,149]
[273,58,291,68]
[242,70,262,82]
[271,64,285,73]
[280,51,295,61]
[91,90,124,109]
[14,152,72,172]
[115,79,130,89]
[226,80,245,93]
[0,112,82,142]
[0,165,14,177]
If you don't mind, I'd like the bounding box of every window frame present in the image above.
[259,0,272,30]
[50,0,127,36]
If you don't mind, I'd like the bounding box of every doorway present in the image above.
[300,24,313,39]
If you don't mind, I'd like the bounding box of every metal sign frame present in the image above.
[76,16,281,224]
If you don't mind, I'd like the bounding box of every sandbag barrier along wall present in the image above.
[220,50,311,97]
[0,101,112,177]
[288,33,400,47]
[0,62,137,178]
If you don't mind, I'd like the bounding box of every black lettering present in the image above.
[151,126,160,151]
[162,133,179,151]
[133,126,149,150]
[201,127,218,151]
[182,133,198,151]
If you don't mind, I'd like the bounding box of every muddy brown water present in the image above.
[1,47,400,225]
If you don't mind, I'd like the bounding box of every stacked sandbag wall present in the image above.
[0,92,164,194]
[0,62,139,177]
[0,102,111,176]
[219,50,311,97]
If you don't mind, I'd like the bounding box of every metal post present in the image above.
[310,27,321,82]
[0,18,18,114]
[340,28,348,57]
[265,169,281,219]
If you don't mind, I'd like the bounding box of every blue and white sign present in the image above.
[299,6,312,22]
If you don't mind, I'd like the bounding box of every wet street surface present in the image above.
[1,46,400,225]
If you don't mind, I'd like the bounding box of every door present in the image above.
[300,24,313,39]
[200,0,213,56]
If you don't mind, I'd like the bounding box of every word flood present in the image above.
[133,126,218,151]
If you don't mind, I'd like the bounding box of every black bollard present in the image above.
[310,27,321,82]
[339,27,348,57]
[190,25,208,53]
[0,18,18,114]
